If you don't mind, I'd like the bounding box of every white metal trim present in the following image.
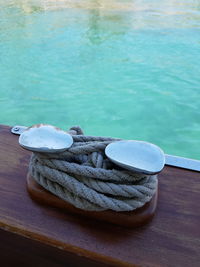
[10,126,200,172]
[165,154,200,172]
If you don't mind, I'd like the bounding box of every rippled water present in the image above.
[0,0,200,159]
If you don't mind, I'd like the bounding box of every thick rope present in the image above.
[29,126,158,212]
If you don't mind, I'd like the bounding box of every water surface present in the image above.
[0,0,200,159]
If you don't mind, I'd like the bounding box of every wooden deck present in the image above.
[0,125,199,267]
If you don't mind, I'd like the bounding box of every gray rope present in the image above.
[29,126,158,212]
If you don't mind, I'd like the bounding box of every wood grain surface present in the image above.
[0,125,199,267]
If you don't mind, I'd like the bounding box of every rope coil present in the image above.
[29,126,158,212]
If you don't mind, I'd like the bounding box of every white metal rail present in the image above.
[11,126,200,172]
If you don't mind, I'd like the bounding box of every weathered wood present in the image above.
[27,173,158,228]
[0,125,200,267]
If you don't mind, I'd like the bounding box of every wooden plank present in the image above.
[0,228,108,267]
[0,125,199,267]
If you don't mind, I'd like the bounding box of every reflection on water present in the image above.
[0,0,144,12]
[1,0,200,12]
[1,0,200,28]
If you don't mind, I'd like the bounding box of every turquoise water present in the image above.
[0,0,200,159]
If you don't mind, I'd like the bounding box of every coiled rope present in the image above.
[29,126,158,212]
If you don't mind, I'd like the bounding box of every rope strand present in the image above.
[29,126,158,212]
